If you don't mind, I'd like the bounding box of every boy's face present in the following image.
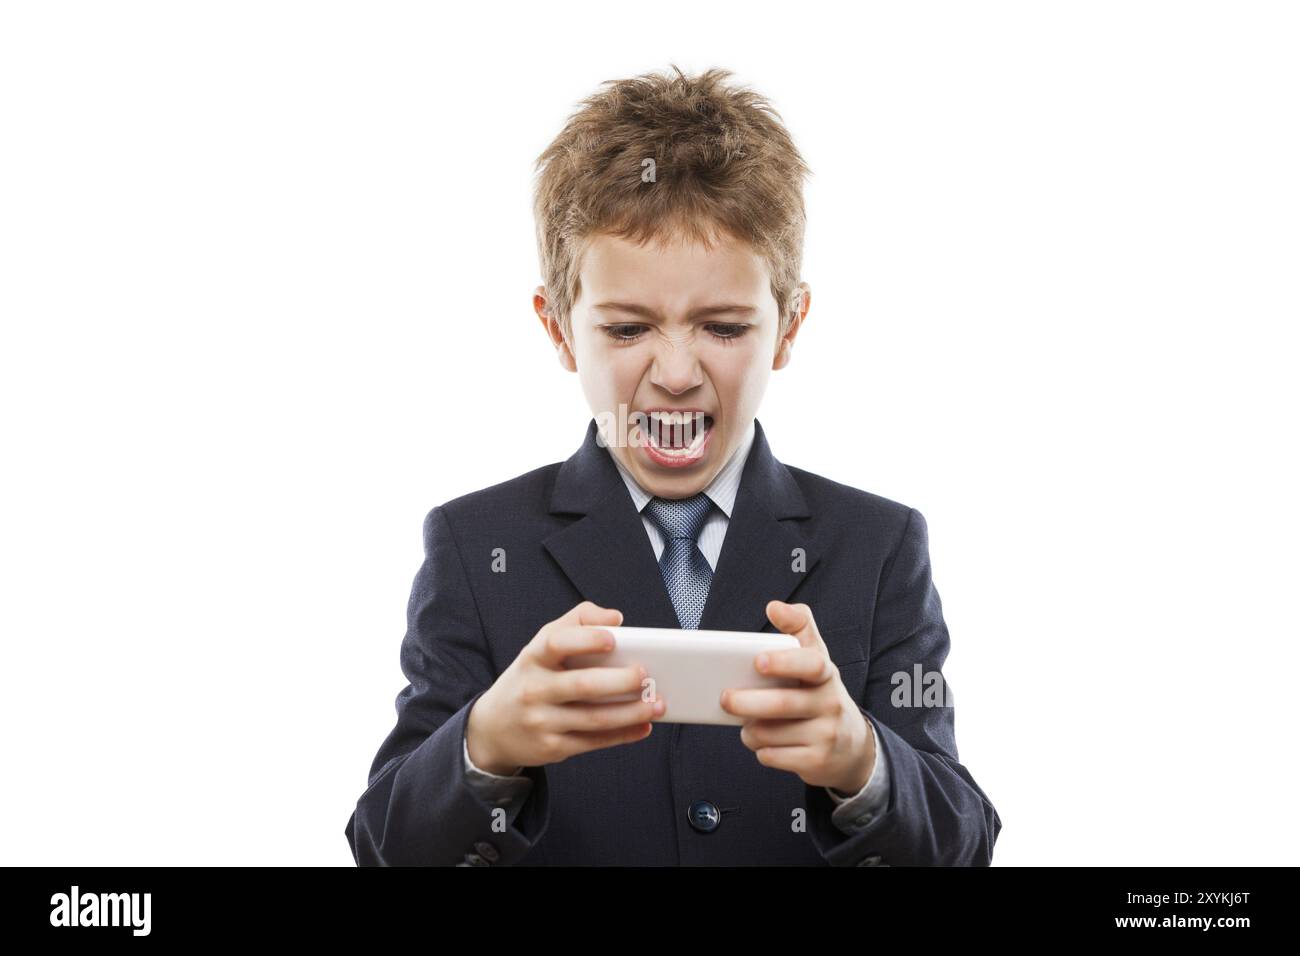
[535,230,808,501]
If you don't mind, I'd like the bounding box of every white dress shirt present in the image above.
[460,418,890,835]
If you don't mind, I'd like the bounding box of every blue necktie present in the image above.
[643,493,714,630]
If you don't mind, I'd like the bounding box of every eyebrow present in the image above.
[592,302,757,319]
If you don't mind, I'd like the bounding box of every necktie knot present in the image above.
[644,493,713,543]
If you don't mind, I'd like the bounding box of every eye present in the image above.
[602,324,647,343]
[707,323,750,343]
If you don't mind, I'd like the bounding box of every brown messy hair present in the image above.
[532,65,811,346]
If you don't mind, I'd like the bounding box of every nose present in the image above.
[649,336,705,394]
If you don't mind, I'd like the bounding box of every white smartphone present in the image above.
[562,625,802,726]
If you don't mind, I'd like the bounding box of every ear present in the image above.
[772,282,811,370]
[534,285,577,372]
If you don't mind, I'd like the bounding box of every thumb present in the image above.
[766,600,820,648]
[568,600,624,627]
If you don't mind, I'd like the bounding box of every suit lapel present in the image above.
[543,419,681,629]
[542,416,819,633]
[697,419,820,633]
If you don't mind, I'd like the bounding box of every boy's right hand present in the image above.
[464,601,664,775]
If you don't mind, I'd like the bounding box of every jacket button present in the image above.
[857,854,884,866]
[474,841,500,862]
[687,800,721,833]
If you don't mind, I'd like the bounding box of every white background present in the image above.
[2,1,1296,866]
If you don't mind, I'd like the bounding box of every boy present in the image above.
[345,65,1001,866]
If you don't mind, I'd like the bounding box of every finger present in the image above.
[722,686,823,720]
[568,599,625,629]
[740,717,819,750]
[765,600,826,653]
[555,695,664,733]
[535,604,623,668]
[548,663,647,704]
[753,744,818,775]
[534,625,617,670]
[542,600,622,641]
[754,646,834,684]
[559,720,654,757]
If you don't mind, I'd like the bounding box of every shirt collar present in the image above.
[606,417,757,518]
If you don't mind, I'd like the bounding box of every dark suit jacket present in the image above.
[345,417,1001,866]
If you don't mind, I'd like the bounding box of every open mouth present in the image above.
[638,412,714,453]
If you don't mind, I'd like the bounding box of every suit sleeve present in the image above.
[344,505,549,866]
[805,507,1002,865]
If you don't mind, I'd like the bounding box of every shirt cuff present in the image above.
[462,736,534,809]
[462,736,525,779]
[824,714,890,832]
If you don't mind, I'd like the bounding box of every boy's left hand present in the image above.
[721,600,876,796]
